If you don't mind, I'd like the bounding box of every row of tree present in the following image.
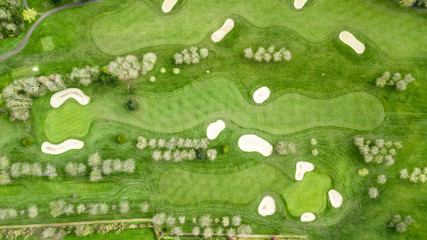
[0,156,58,185]
[400,167,427,183]
[354,136,401,166]
[0,205,37,221]
[388,214,415,233]
[375,72,415,91]
[244,46,292,63]
[0,0,24,40]
[2,74,65,120]
[107,53,157,81]
[137,136,210,150]
[173,46,209,65]
[152,148,217,162]
[87,152,136,182]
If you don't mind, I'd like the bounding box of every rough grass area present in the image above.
[44,100,95,143]
[64,228,156,240]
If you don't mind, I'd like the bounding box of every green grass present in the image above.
[64,228,156,240]
[159,164,331,217]
[44,100,95,143]
[0,0,425,239]
[92,0,427,57]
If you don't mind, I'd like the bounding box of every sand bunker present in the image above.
[295,161,315,181]
[294,0,308,9]
[253,86,270,104]
[211,19,234,42]
[328,189,343,208]
[162,0,178,13]
[258,196,276,216]
[238,134,273,157]
[50,88,90,108]
[339,31,365,54]
[206,120,226,140]
[41,139,84,155]
[301,212,316,222]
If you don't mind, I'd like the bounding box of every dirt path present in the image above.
[0,0,102,62]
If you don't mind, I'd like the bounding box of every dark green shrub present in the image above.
[128,84,139,93]
[127,99,139,111]
[21,137,33,147]
[196,149,206,160]
[98,72,119,85]
[116,134,127,144]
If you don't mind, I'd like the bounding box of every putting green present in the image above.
[44,100,95,143]
[95,77,384,134]
[283,172,331,216]
[159,164,331,216]
[92,0,427,57]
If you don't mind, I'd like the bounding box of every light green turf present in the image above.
[93,77,384,134]
[41,36,55,51]
[92,0,427,57]
[159,164,330,216]
[64,228,156,240]
[283,172,331,216]
[44,100,95,143]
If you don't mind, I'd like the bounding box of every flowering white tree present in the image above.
[28,205,38,219]
[368,187,379,199]
[108,55,141,81]
[203,227,213,238]
[244,46,253,58]
[88,152,102,167]
[153,212,166,226]
[232,215,241,226]
[377,174,387,184]
[69,66,100,86]
[400,169,409,179]
[137,136,148,150]
[141,52,157,75]
[199,214,212,227]
[120,201,130,214]
[206,149,217,161]
[140,202,149,213]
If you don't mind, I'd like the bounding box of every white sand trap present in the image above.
[253,86,270,104]
[294,0,308,9]
[238,134,273,157]
[206,120,226,140]
[162,0,178,13]
[301,212,316,222]
[339,31,365,54]
[258,196,276,216]
[211,19,234,42]
[295,161,315,181]
[328,189,343,208]
[50,88,90,108]
[41,139,84,155]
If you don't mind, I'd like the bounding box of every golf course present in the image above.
[0,0,425,239]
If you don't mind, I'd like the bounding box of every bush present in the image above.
[127,98,139,111]
[222,144,230,154]
[116,134,127,144]
[196,149,207,160]
[21,137,33,147]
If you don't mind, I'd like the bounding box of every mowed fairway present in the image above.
[159,164,331,217]
[44,100,95,143]
[94,77,384,134]
[283,172,331,216]
[92,0,427,57]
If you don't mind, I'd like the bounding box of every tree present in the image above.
[404,215,415,225]
[28,205,38,219]
[0,171,11,185]
[116,134,127,144]
[0,156,10,170]
[399,0,416,7]
[368,187,379,199]
[140,202,149,213]
[206,149,217,161]
[88,152,102,167]
[312,149,319,156]
[244,48,253,58]
[226,228,235,238]
[77,204,86,214]
[89,168,103,182]
[192,227,200,235]
[203,227,213,238]
[141,52,157,75]
[127,98,139,111]
[153,212,166,226]
[65,162,78,176]
[49,200,66,218]
[152,150,162,161]
[120,201,129,214]
[395,222,407,233]
[166,216,176,226]
[232,215,241,226]
[200,48,209,58]
[400,168,409,179]
[377,174,387,184]
[174,53,183,64]
[21,137,33,147]
[237,225,252,235]
[45,164,57,179]
[122,159,135,173]
[40,228,56,240]
[108,55,141,81]
[199,215,212,227]
[395,80,407,91]
[137,136,147,150]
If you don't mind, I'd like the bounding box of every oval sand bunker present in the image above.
[41,139,84,155]
[50,88,90,108]
[253,86,270,104]
[301,212,316,222]
[211,19,234,42]
[339,31,365,54]
[295,161,315,181]
[258,196,276,216]
[162,0,178,13]
[328,189,343,208]
[206,120,226,140]
[294,0,308,9]
[238,134,273,157]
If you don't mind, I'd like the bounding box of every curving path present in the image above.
[0,0,102,62]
